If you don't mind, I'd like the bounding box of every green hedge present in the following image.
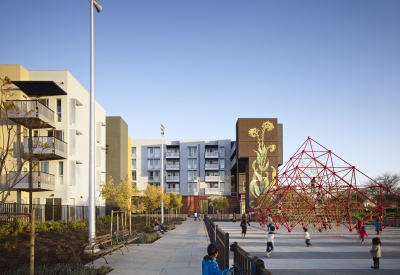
[3,263,112,275]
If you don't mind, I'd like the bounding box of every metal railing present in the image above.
[231,243,273,275]
[205,163,219,169]
[204,215,230,270]
[6,100,55,122]
[0,203,104,223]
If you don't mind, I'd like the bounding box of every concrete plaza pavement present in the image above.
[91,219,208,275]
[216,221,400,275]
[91,219,400,275]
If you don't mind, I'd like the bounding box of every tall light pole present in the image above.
[160,124,165,223]
[89,0,102,242]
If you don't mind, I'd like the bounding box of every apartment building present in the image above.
[0,64,106,213]
[131,139,233,215]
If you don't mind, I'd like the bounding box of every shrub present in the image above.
[2,263,111,275]
[136,232,160,243]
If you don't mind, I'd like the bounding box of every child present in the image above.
[202,243,233,275]
[358,226,368,244]
[304,227,312,247]
[369,237,381,269]
[240,216,250,238]
[310,177,316,189]
[266,226,275,258]
[267,214,273,231]
[375,219,381,235]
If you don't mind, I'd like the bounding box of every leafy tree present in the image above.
[141,185,163,212]
[168,193,183,215]
[100,176,139,210]
[364,172,400,205]
[210,197,229,216]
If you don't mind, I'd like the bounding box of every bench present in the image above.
[89,233,126,264]
[114,229,140,250]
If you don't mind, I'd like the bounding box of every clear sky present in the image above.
[1,0,399,178]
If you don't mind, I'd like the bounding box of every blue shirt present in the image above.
[202,255,232,275]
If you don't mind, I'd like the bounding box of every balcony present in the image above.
[205,188,221,195]
[23,136,68,160]
[6,100,55,128]
[9,171,55,191]
[166,152,180,158]
[205,176,220,182]
[166,176,179,182]
[205,164,219,170]
[165,188,180,194]
[205,152,219,158]
[148,176,160,182]
[165,164,179,170]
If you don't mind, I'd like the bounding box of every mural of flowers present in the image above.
[248,121,277,208]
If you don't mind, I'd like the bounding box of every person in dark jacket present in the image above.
[240,215,250,238]
[202,244,233,275]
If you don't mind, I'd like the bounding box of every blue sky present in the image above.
[0,0,399,178]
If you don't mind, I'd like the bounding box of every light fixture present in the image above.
[93,0,102,13]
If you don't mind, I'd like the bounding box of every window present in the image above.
[41,162,49,173]
[131,147,136,158]
[148,159,160,169]
[219,159,225,169]
[188,182,197,192]
[219,147,225,157]
[188,170,197,181]
[188,159,197,169]
[148,171,160,181]
[33,198,40,205]
[220,182,225,192]
[188,146,197,157]
[58,161,64,185]
[56,99,62,122]
[148,147,160,157]
[131,159,136,169]
[132,171,136,181]
[38,98,48,107]
[219,170,225,181]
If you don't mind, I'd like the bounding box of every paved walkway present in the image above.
[92,220,207,275]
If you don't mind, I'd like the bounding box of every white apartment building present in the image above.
[0,65,106,212]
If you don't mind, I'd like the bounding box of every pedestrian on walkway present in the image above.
[267,214,273,230]
[232,212,236,223]
[202,243,233,275]
[370,237,381,269]
[375,219,381,235]
[266,226,275,258]
[304,227,312,247]
[358,226,368,244]
[194,212,198,221]
[240,215,250,238]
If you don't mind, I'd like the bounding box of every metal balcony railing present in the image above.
[205,188,221,194]
[166,176,180,181]
[165,188,180,193]
[205,164,219,169]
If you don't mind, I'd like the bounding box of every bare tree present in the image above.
[0,77,51,207]
[364,172,400,206]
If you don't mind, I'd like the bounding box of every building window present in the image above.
[188,170,197,181]
[219,159,225,169]
[219,170,225,181]
[188,158,197,169]
[131,159,136,169]
[148,147,160,157]
[188,146,197,157]
[220,182,225,192]
[41,162,49,173]
[188,182,197,192]
[131,147,136,158]
[132,171,136,181]
[58,161,64,185]
[148,159,160,169]
[148,171,160,181]
[56,99,62,122]
[219,147,225,157]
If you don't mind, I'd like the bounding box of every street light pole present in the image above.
[89,0,102,242]
[160,124,165,223]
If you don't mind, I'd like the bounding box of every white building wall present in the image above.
[21,70,107,207]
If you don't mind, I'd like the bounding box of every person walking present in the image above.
[267,214,273,231]
[194,212,198,221]
[304,227,312,247]
[232,212,236,223]
[358,226,368,244]
[261,213,266,227]
[369,237,381,269]
[375,219,381,235]
[240,215,250,238]
[266,226,276,258]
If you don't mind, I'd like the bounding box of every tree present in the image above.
[141,185,163,212]
[168,193,183,215]
[364,172,400,205]
[100,176,139,210]
[210,196,229,217]
[0,76,51,207]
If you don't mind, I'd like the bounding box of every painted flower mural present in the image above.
[248,121,277,209]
